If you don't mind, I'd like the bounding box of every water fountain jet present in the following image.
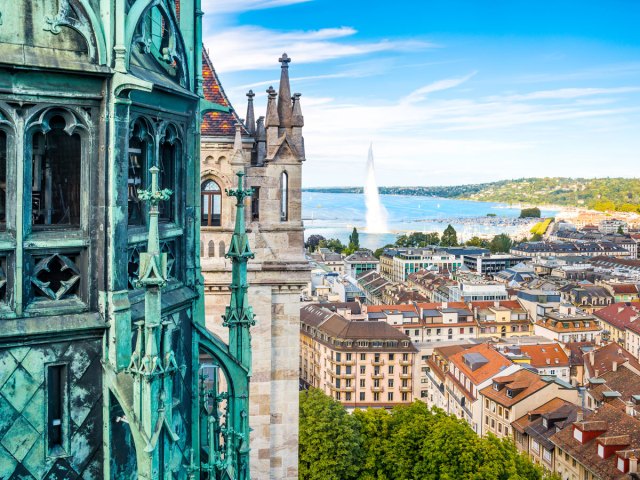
[364,144,388,233]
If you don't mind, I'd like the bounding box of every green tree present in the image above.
[490,233,513,253]
[299,389,363,480]
[305,234,326,251]
[617,225,625,235]
[319,238,346,254]
[373,244,395,259]
[519,207,541,218]
[440,225,458,247]
[466,236,490,248]
[349,227,360,250]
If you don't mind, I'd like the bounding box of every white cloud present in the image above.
[204,26,433,72]
[497,86,640,101]
[202,0,312,14]
[401,71,478,104]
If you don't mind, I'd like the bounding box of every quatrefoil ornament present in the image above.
[32,254,81,300]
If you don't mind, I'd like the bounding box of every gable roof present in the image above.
[480,369,551,407]
[594,302,640,331]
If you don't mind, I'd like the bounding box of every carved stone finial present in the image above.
[266,86,277,98]
[279,53,291,67]
[246,90,255,99]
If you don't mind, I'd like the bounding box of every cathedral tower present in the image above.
[200,51,309,479]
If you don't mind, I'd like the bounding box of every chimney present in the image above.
[576,409,584,422]
[630,456,639,474]
[245,90,256,135]
[277,53,292,130]
[626,401,635,418]
[589,350,595,366]
[613,361,618,372]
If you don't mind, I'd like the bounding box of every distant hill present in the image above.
[303,177,640,212]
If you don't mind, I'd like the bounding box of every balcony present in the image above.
[329,384,355,392]
[371,373,384,380]
[370,385,385,393]
[399,359,411,366]
[336,373,356,379]
[400,373,411,380]
[400,386,412,393]
[371,359,385,366]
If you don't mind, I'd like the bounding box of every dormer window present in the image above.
[506,389,513,398]
[542,418,548,429]
[573,427,583,443]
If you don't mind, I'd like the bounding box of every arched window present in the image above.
[128,119,151,225]
[219,241,225,257]
[280,171,288,221]
[200,241,204,257]
[32,115,81,227]
[208,240,215,258]
[0,129,6,230]
[158,134,177,222]
[201,180,221,226]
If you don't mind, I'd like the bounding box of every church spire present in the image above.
[277,53,292,129]
[265,86,279,127]
[291,92,304,127]
[245,90,256,135]
[222,173,255,374]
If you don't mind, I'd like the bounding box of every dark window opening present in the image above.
[158,141,175,222]
[219,241,225,257]
[0,130,6,230]
[208,240,215,258]
[32,117,81,228]
[280,171,288,221]
[47,364,67,454]
[201,180,221,227]
[251,186,260,221]
[128,122,148,226]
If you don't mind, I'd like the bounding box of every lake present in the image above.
[302,192,559,250]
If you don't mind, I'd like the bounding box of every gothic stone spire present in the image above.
[245,90,256,135]
[277,53,292,129]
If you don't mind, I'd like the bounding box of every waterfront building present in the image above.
[463,254,533,276]
[447,278,509,303]
[0,2,258,478]
[511,241,630,259]
[299,304,417,410]
[471,300,533,339]
[512,398,583,472]
[380,247,462,282]
[199,50,309,478]
[344,250,379,277]
[480,369,578,438]
[599,219,629,234]
[534,305,601,344]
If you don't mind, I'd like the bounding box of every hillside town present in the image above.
[302,216,640,479]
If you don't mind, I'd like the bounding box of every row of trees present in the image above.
[300,388,555,480]
[306,228,361,255]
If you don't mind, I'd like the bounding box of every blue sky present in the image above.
[202,0,640,187]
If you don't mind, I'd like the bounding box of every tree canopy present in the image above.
[300,388,553,480]
[440,224,458,247]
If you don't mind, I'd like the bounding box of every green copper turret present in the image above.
[223,172,256,374]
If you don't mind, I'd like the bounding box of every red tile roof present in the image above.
[520,344,570,368]
[594,302,640,332]
[448,343,512,386]
[610,284,639,295]
[584,343,640,378]
[201,48,248,137]
[480,369,550,407]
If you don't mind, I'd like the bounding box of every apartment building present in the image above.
[626,322,640,361]
[594,302,640,346]
[463,254,532,276]
[472,300,533,339]
[534,304,602,344]
[550,403,640,480]
[512,398,583,472]
[480,369,578,438]
[300,304,417,409]
[380,247,462,282]
[422,344,473,409]
[444,343,519,433]
[344,250,380,277]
